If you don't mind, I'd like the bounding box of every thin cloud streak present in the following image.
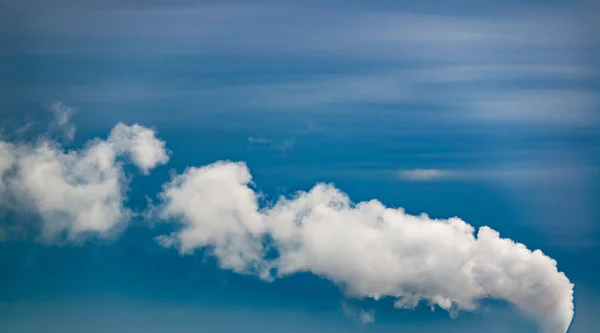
[396,166,597,183]
[2,2,594,62]
[3,1,597,129]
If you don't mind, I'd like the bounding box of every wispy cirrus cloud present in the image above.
[247,136,295,156]
[341,302,375,325]
[3,1,597,130]
[396,165,596,183]
[247,137,270,144]
[466,90,598,126]
[3,1,595,60]
[49,101,76,141]
[396,169,452,181]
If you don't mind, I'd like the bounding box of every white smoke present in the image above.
[157,161,574,333]
[0,117,576,331]
[0,122,169,241]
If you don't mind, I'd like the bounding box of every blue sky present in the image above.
[0,1,599,332]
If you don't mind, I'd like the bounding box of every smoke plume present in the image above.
[157,161,574,333]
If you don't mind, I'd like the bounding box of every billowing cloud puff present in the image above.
[0,123,169,241]
[108,123,170,174]
[157,161,574,333]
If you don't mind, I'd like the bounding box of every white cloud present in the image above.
[157,161,267,274]
[394,165,595,185]
[396,169,451,181]
[7,2,593,63]
[247,137,294,156]
[358,309,375,324]
[468,90,598,126]
[0,122,169,242]
[157,161,574,333]
[247,137,270,144]
[6,3,597,129]
[107,123,170,174]
[49,101,76,141]
[341,302,375,324]
[0,142,15,203]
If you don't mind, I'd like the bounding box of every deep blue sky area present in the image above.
[0,1,599,333]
